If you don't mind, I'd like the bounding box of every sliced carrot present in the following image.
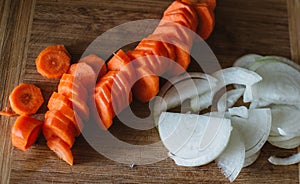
[36,49,70,79]
[11,115,43,151]
[132,67,159,103]
[47,92,84,134]
[107,49,131,71]
[180,0,216,11]
[38,45,70,57]
[194,3,215,40]
[67,62,97,93]
[9,83,44,115]
[164,7,198,31]
[162,12,193,30]
[171,45,191,75]
[78,54,107,80]
[46,136,74,165]
[94,92,114,129]
[0,107,17,117]
[44,112,76,148]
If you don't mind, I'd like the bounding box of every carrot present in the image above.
[164,7,198,31]
[0,107,17,117]
[107,49,131,71]
[36,45,71,79]
[11,115,43,151]
[47,92,84,134]
[180,0,216,11]
[132,67,159,103]
[38,45,70,57]
[43,112,76,148]
[194,3,215,40]
[46,136,74,165]
[78,54,107,80]
[162,12,193,30]
[94,91,115,129]
[67,62,97,92]
[9,83,44,115]
[58,74,88,101]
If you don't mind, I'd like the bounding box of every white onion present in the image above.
[243,150,261,167]
[268,152,300,165]
[217,88,245,112]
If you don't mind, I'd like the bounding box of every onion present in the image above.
[233,54,263,69]
[158,112,232,166]
[228,108,271,157]
[216,129,245,182]
[243,150,260,167]
[190,91,213,112]
[217,88,245,112]
[268,136,300,149]
[268,152,300,165]
[228,106,248,119]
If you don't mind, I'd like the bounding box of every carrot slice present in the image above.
[36,49,70,79]
[181,0,216,11]
[44,112,76,148]
[194,4,215,40]
[11,115,43,151]
[132,67,159,103]
[107,49,131,71]
[78,54,107,80]
[67,62,97,93]
[38,45,70,57]
[94,93,114,129]
[0,107,17,117]
[9,83,44,115]
[164,7,198,31]
[162,12,193,30]
[47,92,84,134]
[46,136,74,165]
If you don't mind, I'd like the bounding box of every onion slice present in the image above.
[268,152,300,165]
[217,88,245,112]
[243,150,261,167]
[158,112,232,166]
[216,129,245,182]
[228,108,271,157]
[233,54,263,69]
[268,136,300,149]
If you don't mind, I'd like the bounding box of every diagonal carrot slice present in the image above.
[107,49,131,71]
[78,54,107,80]
[11,115,43,151]
[46,136,74,165]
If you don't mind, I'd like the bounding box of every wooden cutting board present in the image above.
[1,0,300,183]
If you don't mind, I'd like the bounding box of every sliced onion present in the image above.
[217,88,245,112]
[268,136,300,149]
[268,134,295,142]
[247,60,300,105]
[229,108,271,157]
[216,129,245,182]
[249,100,271,109]
[243,150,261,167]
[190,91,213,112]
[190,67,262,112]
[268,152,300,165]
[153,73,217,124]
[228,106,248,119]
[158,112,232,166]
[233,54,263,69]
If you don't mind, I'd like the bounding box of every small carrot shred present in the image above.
[0,107,17,117]
[46,136,74,165]
[11,115,43,151]
[36,45,71,79]
[9,83,44,116]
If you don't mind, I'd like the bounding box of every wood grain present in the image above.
[1,0,299,183]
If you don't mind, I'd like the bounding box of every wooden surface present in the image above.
[0,0,299,183]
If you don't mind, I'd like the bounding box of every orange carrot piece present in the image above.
[164,7,198,31]
[36,49,71,79]
[162,12,193,30]
[194,4,215,40]
[107,49,131,71]
[0,107,17,117]
[11,115,43,151]
[78,54,107,80]
[43,113,76,148]
[94,92,114,129]
[132,67,159,103]
[9,83,44,115]
[38,45,70,57]
[67,62,97,92]
[46,136,74,165]
[181,0,216,11]
[47,92,84,134]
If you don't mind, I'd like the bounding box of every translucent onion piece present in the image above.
[269,105,300,137]
[217,88,245,112]
[191,67,262,112]
[268,136,300,149]
[249,61,300,105]
[216,129,245,182]
[243,150,261,168]
[268,134,295,142]
[228,106,248,119]
[190,91,213,112]
[229,108,271,157]
[153,73,217,124]
[268,152,300,165]
[233,54,263,69]
[158,112,232,166]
